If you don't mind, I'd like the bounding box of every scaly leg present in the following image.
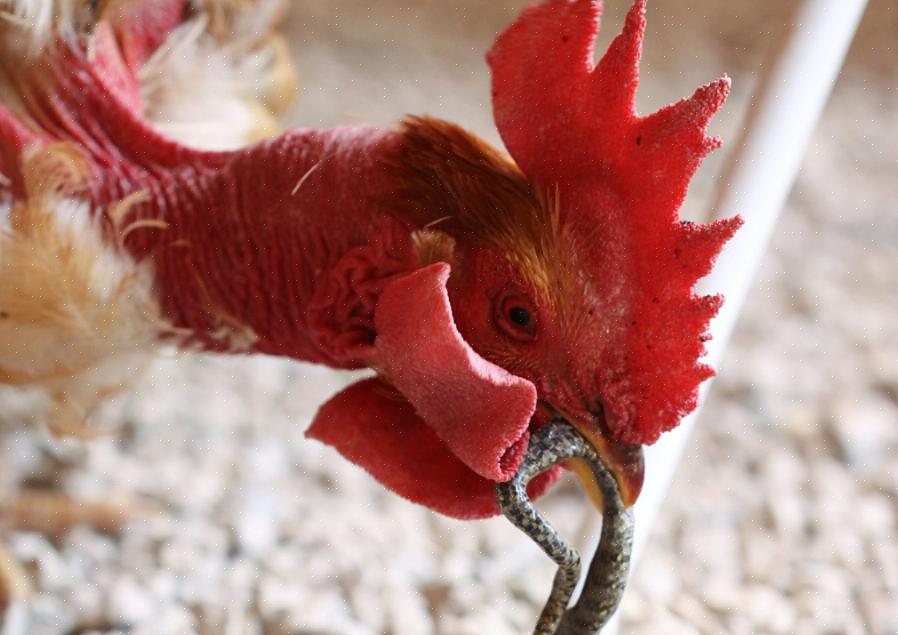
[496,421,634,635]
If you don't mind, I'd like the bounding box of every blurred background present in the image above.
[1,1,896,633]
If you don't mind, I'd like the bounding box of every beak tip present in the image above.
[618,446,645,507]
[539,403,645,509]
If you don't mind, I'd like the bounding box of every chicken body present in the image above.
[1,0,737,524]
[0,8,562,519]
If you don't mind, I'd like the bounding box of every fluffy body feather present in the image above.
[0,144,167,436]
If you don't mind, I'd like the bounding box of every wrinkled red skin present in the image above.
[0,25,411,366]
[108,127,416,366]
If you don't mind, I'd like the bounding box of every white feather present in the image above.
[0,0,87,55]
[0,147,172,436]
[140,0,294,150]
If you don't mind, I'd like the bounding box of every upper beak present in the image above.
[538,402,644,509]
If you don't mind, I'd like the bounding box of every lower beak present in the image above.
[538,403,644,509]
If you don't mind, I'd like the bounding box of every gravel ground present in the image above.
[2,1,896,634]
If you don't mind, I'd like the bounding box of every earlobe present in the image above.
[373,262,537,482]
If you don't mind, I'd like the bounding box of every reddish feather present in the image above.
[489,0,742,444]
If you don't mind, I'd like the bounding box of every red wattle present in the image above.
[373,263,537,482]
[307,378,560,520]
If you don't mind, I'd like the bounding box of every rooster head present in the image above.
[308,0,741,519]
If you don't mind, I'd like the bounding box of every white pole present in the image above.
[595,0,868,630]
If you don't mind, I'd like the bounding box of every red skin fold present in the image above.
[0,0,740,519]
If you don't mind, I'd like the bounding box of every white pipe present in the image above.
[594,0,868,630]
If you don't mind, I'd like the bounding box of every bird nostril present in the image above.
[588,399,609,432]
[589,399,640,456]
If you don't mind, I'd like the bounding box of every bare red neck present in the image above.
[1,27,424,368]
[98,127,418,366]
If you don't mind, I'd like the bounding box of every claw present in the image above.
[496,420,634,635]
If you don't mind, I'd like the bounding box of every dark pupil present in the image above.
[508,306,531,327]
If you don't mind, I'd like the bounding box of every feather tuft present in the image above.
[139,0,296,150]
[0,144,175,436]
[0,0,295,151]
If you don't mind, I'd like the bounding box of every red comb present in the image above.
[489,0,742,444]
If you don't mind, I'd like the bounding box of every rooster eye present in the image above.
[509,306,531,327]
[496,295,538,341]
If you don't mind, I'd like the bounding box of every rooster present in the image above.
[0,0,740,625]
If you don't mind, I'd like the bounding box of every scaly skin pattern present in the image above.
[497,421,633,635]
